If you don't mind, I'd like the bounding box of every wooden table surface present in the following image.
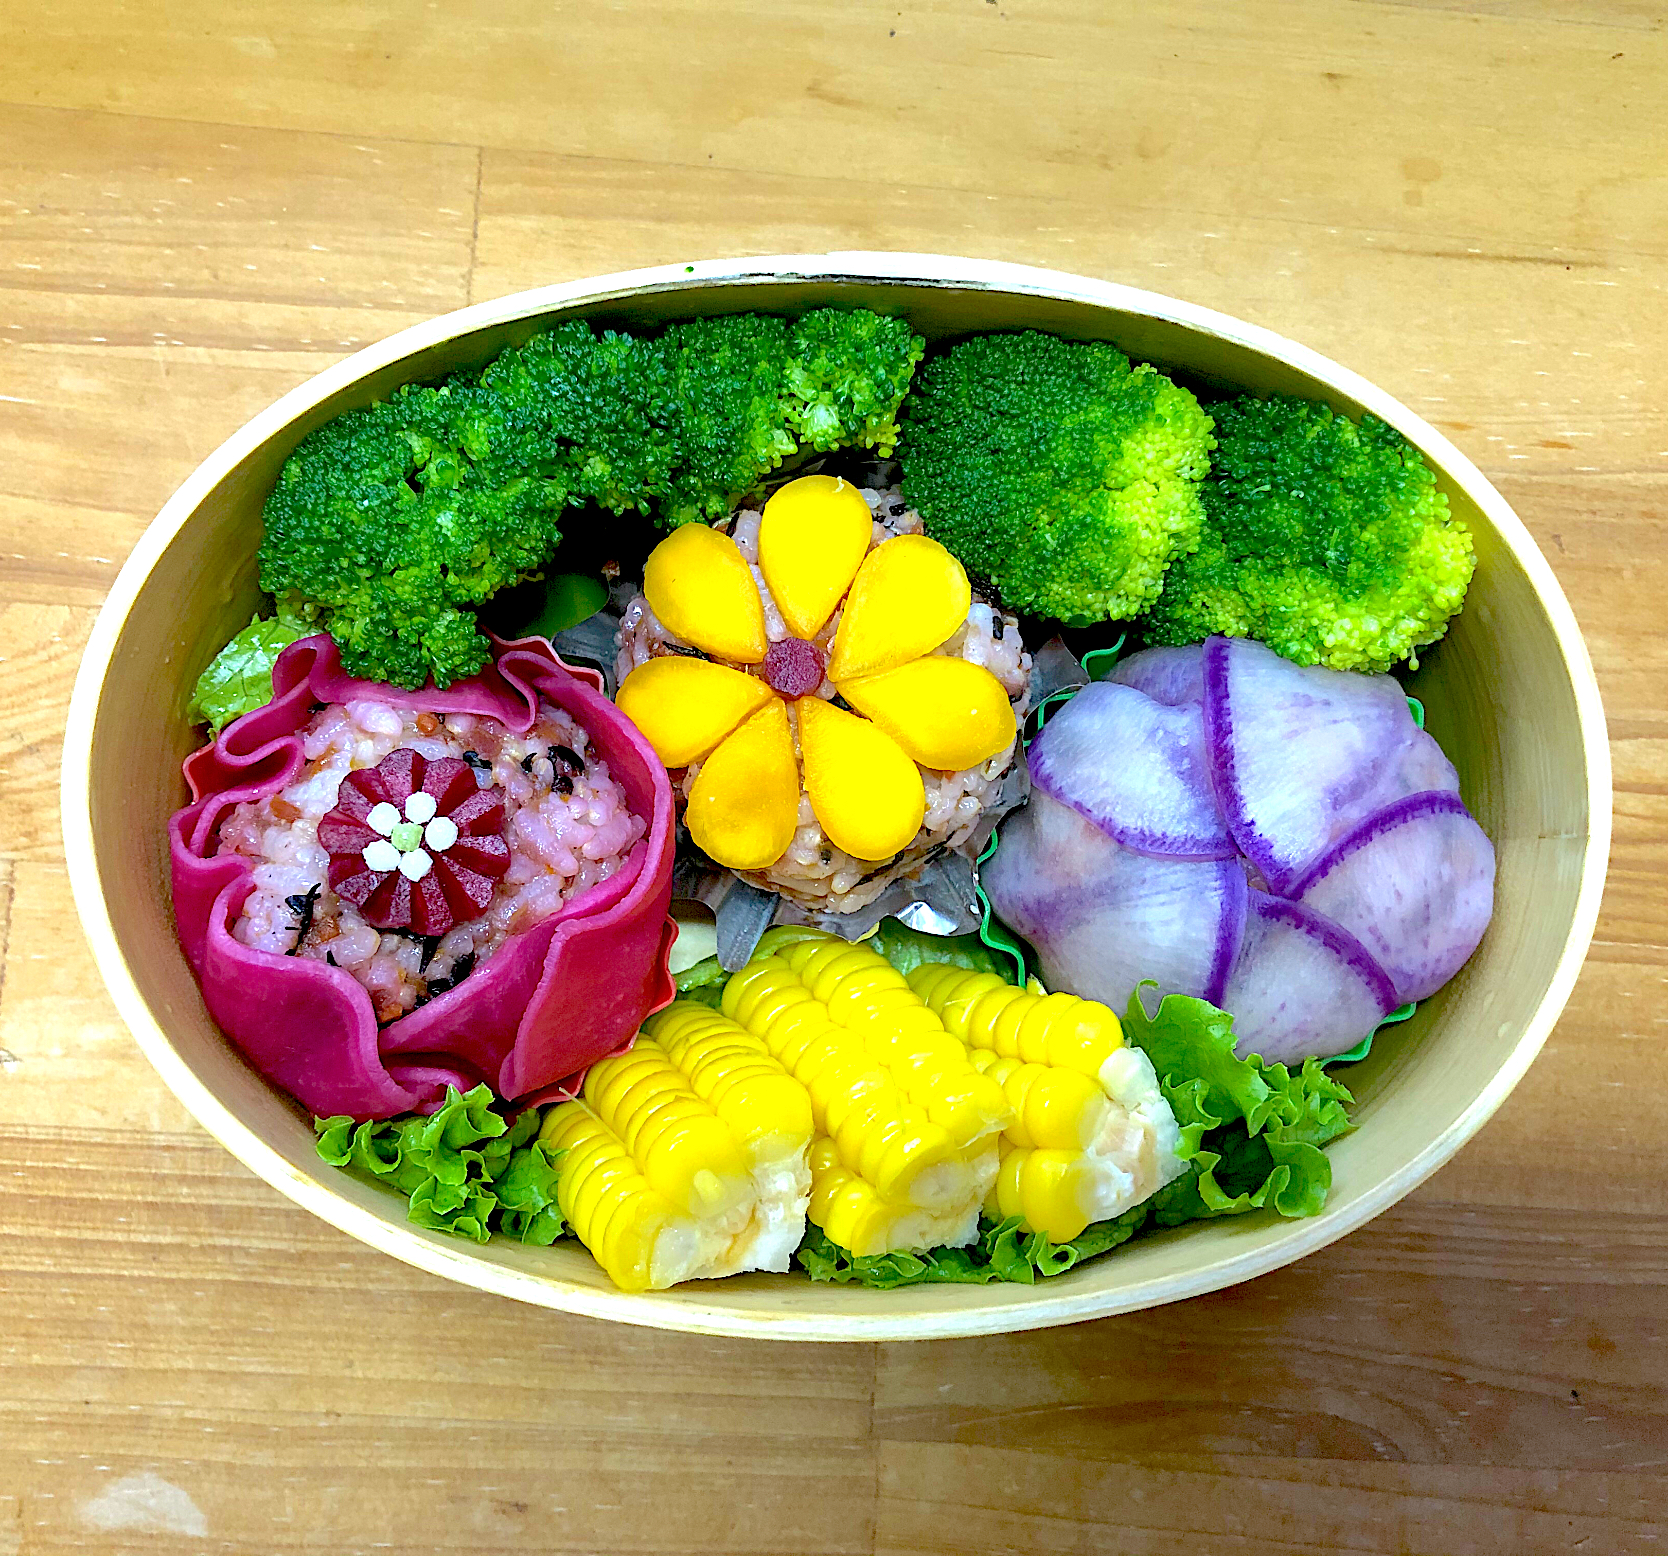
[2,3,1664,1552]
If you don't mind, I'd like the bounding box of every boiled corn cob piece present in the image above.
[914,967,1189,1241]
[908,964,1126,1082]
[985,1142,1102,1244]
[721,934,1012,1255]
[779,938,1011,1153]
[642,1003,815,1269]
[723,955,976,1213]
[807,1138,986,1259]
[541,1027,814,1291]
[582,1042,754,1224]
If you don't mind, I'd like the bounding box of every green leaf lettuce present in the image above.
[797,1205,1150,1289]
[315,1084,566,1246]
[188,607,311,735]
[1121,985,1354,1226]
[866,919,1017,982]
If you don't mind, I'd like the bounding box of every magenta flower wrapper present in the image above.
[169,633,677,1121]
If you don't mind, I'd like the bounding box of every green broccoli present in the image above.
[1142,395,1475,672]
[259,380,569,689]
[471,321,675,513]
[257,310,927,687]
[783,308,925,456]
[653,309,926,524]
[896,331,1216,623]
[656,313,800,526]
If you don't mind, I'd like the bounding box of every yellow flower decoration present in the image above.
[617,475,1018,870]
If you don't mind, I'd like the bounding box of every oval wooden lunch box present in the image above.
[62,254,1611,1341]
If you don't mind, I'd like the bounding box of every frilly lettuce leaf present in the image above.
[188,607,310,734]
[866,919,1016,982]
[796,1205,1150,1289]
[315,1084,566,1246]
[1122,985,1354,1226]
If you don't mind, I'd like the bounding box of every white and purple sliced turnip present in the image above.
[983,635,1495,1062]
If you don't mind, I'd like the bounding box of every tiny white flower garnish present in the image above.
[424,815,460,853]
[366,802,401,836]
[404,791,438,825]
[362,839,402,873]
[398,849,433,882]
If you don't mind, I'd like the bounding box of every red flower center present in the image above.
[761,637,825,699]
[317,747,511,938]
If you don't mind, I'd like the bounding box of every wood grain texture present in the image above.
[0,0,1663,1550]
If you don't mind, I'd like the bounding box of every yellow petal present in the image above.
[686,700,801,869]
[643,524,768,664]
[758,475,874,641]
[826,534,972,682]
[616,657,775,768]
[839,657,1018,771]
[797,697,925,862]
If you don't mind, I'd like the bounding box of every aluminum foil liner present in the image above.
[674,757,1032,970]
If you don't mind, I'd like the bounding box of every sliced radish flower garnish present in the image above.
[1108,643,1205,708]
[984,790,1246,1013]
[1218,892,1399,1064]
[1203,635,1459,892]
[1289,790,1495,1004]
[1029,681,1234,860]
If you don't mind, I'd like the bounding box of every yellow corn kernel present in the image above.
[808,1138,911,1258]
[541,1103,682,1292]
[776,937,1011,1150]
[906,966,1125,1081]
[968,1049,1112,1152]
[989,1142,1098,1244]
[807,1138,982,1260]
[582,1041,752,1223]
[724,954,968,1209]
[642,1004,814,1170]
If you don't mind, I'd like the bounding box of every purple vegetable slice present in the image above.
[1219,891,1399,1064]
[984,789,1246,1012]
[1202,635,1460,892]
[1028,681,1234,860]
[1288,790,1495,1004]
[1108,643,1205,708]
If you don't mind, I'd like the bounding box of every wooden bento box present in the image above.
[62,255,1610,1341]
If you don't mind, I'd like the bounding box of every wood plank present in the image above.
[874,1201,1668,1553]
[0,1127,878,1556]
[2,0,1662,271]
[471,153,1668,478]
[0,103,479,610]
[876,1448,1667,1556]
[0,863,192,1132]
[0,605,94,866]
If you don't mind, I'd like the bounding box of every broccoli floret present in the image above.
[1142,395,1475,672]
[784,308,925,456]
[472,322,674,513]
[897,331,1215,623]
[657,314,799,526]
[258,310,927,683]
[258,380,569,689]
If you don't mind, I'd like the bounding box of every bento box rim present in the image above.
[62,253,1612,1341]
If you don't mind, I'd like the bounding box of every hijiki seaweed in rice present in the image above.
[613,479,1033,913]
[215,700,646,1024]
